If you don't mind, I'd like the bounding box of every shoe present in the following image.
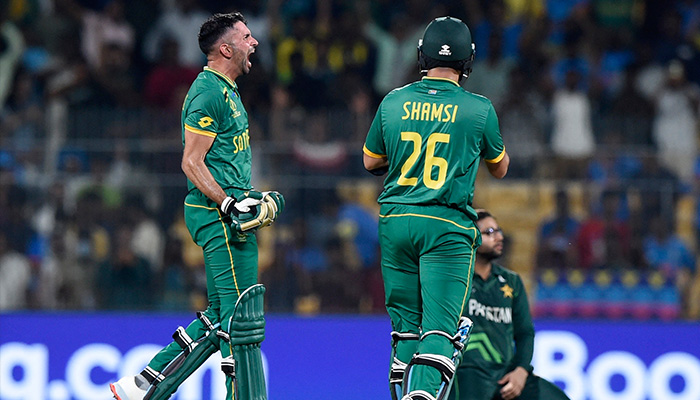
[110,375,147,400]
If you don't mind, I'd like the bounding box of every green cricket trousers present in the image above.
[379,203,480,397]
[145,190,259,399]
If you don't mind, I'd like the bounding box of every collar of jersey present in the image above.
[203,67,237,90]
[421,76,460,87]
[480,263,506,281]
[490,263,507,278]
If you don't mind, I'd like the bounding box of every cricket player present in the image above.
[449,210,570,400]
[110,12,283,400]
[362,16,510,400]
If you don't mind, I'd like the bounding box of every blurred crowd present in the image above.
[0,0,699,317]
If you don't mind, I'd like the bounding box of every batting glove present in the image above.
[258,191,285,228]
[221,191,268,232]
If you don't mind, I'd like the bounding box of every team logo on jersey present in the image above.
[439,44,451,56]
[500,284,513,298]
[224,89,241,118]
[198,116,213,128]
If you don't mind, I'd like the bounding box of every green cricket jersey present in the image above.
[461,263,534,373]
[363,77,505,220]
[182,67,253,194]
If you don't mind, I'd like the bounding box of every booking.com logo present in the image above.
[533,331,700,400]
[0,342,268,400]
[1,331,699,400]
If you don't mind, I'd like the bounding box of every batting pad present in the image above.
[143,328,220,400]
[226,283,267,400]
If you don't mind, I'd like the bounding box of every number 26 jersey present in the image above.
[363,77,505,219]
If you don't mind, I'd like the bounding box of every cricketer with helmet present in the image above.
[362,16,510,400]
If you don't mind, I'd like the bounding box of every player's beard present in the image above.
[233,46,253,75]
[242,51,252,74]
[477,248,501,261]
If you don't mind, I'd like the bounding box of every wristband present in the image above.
[220,196,236,215]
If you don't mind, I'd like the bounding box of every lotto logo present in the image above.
[198,116,213,128]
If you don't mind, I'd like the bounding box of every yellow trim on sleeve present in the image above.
[185,124,217,138]
[485,147,506,164]
[363,144,386,159]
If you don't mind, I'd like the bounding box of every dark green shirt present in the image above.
[181,67,253,194]
[363,77,505,220]
[461,263,534,373]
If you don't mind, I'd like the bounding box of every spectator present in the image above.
[587,130,642,187]
[465,32,515,110]
[125,195,165,273]
[634,44,666,102]
[335,181,380,272]
[34,228,70,309]
[143,36,199,110]
[498,66,547,177]
[550,69,596,179]
[142,0,209,68]
[551,33,591,92]
[643,212,697,315]
[274,13,324,85]
[325,8,376,81]
[43,31,94,107]
[652,60,699,183]
[654,9,687,64]
[261,223,301,313]
[587,31,634,102]
[361,11,423,96]
[643,213,696,277]
[31,181,68,248]
[607,64,655,146]
[1,67,45,152]
[286,217,330,312]
[576,189,631,270]
[537,188,581,270]
[628,153,687,223]
[0,231,31,310]
[158,236,193,311]
[97,224,153,309]
[91,41,141,107]
[63,191,111,308]
[472,0,524,61]
[60,0,135,71]
[0,183,32,255]
[286,51,327,110]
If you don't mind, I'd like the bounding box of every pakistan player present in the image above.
[448,210,570,400]
[363,16,510,400]
[110,12,283,400]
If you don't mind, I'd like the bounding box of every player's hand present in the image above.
[497,366,528,400]
[259,191,284,227]
[221,191,268,232]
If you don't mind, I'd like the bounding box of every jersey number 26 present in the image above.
[398,131,450,190]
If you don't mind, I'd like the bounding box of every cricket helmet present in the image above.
[417,16,475,80]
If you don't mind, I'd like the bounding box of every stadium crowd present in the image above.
[0,0,699,317]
